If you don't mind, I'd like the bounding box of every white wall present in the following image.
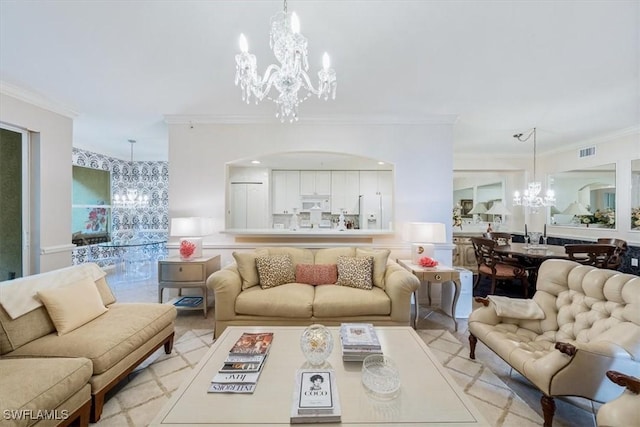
[0,93,74,273]
[168,121,455,263]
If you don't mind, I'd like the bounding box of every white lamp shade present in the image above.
[550,206,562,215]
[170,217,215,237]
[561,202,591,216]
[485,201,512,216]
[468,203,487,214]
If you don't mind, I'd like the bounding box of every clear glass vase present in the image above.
[300,324,333,366]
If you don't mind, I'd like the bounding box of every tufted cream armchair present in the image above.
[468,259,640,427]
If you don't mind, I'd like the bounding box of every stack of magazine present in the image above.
[290,369,341,424]
[208,332,273,394]
[339,323,382,361]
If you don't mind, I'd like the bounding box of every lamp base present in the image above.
[411,243,435,265]
[179,238,202,261]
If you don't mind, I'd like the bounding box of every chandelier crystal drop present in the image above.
[112,139,149,209]
[234,0,336,122]
[513,128,556,213]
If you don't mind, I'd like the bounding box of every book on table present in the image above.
[208,331,273,394]
[290,369,341,424]
[173,296,203,307]
[339,323,382,361]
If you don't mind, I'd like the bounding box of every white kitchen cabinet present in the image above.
[228,183,268,229]
[300,171,331,195]
[331,171,360,214]
[272,170,301,214]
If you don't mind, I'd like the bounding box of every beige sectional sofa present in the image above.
[0,263,177,425]
[207,247,420,338]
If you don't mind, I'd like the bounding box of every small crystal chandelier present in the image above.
[112,140,149,209]
[513,128,555,212]
[234,0,337,122]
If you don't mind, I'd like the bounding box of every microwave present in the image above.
[301,198,330,212]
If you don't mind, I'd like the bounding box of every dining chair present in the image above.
[597,238,628,270]
[470,236,529,298]
[483,232,512,246]
[564,244,617,268]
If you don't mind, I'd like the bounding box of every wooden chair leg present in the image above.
[164,332,175,354]
[473,272,481,289]
[469,334,477,359]
[490,277,496,295]
[541,395,555,427]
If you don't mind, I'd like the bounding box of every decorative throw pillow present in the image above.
[356,248,390,289]
[36,276,108,335]
[336,256,373,290]
[295,264,338,285]
[233,249,269,290]
[256,254,296,289]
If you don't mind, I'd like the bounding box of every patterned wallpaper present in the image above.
[71,148,169,266]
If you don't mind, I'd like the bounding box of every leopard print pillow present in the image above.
[336,256,373,290]
[255,254,296,289]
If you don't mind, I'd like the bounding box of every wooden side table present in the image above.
[397,259,461,331]
[158,255,221,318]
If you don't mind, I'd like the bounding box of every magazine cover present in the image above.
[339,323,380,348]
[229,332,274,355]
[297,371,333,412]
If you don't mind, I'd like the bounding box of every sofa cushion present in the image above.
[313,285,391,317]
[256,254,296,289]
[0,304,55,355]
[37,276,108,335]
[5,303,177,375]
[295,264,338,285]
[356,248,390,289]
[233,249,269,290]
[266,247,315,266]
[0,357,92,424]
[235,283,314,318]
[336,256,373,290]
[314,247,356,264]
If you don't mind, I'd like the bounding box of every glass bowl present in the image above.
[361,354,401,399]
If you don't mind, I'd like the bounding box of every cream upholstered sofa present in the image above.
[468,259,640,427]
[207,247,420,338]
[0,263,177,424]
[596,371,640,426]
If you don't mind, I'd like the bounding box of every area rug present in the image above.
[92,328,543,427]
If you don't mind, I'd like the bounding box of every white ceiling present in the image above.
[1,0,638,162]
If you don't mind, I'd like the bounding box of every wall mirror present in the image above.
[549,163,616,228]
[72,165,111,245]
[453,172,505,226]
[226,152,394,231]
[632,159,640,231]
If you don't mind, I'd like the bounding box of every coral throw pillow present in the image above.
[255,254,296,289]
[336,256,373,290]
[295,264,338,285]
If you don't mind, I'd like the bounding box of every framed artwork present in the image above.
[461,199,473,216]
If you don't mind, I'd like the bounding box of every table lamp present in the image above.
[561,201,591,216]
[485,201,512,225]
[408,222,446,264]
[170,217,215,260]
[468,202,487,223]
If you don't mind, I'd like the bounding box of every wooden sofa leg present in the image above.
[90,392,105,423]
[164,332,175,354]
[541,395,555,427]
[469,334,477,359]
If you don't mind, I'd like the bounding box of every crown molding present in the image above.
[163,114,459,126]
[542,125,640,157]
[0,81,78,118]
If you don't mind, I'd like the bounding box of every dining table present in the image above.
[493,242,569,288]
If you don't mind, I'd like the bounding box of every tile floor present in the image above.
[105,266,597,427]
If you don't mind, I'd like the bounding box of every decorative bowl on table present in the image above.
[527,232,542,248]
[300,324,334,366]
[361,354,401,400]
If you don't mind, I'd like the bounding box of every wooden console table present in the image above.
[397,259,461,331]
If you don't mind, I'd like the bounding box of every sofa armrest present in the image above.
[384,262,420,323]
[206,265,242,321]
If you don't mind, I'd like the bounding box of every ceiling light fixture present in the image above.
[513,127,555,213]
[234,0,337,123]
[112,139,149,209]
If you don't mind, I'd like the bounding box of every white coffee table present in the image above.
[151,326,490,426]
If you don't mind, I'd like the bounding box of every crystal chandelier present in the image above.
[234,0,336,122]
[112,140,149,209]
[513,128,555,212]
